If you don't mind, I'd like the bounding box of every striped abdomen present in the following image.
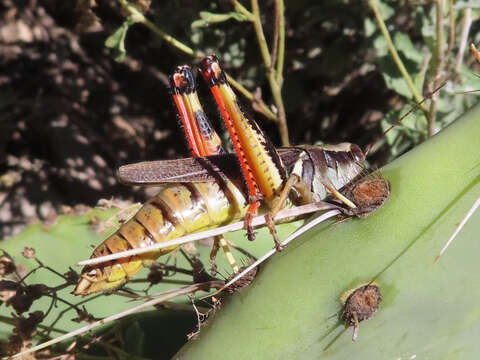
[74,181,247,295]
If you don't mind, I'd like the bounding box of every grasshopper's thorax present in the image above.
[200,55,286,204]
[284,143,365,202]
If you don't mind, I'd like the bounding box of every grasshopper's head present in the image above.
[300,143,389,217]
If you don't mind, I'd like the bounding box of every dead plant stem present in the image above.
[428,0,445,137]
[446,0,455,55]
[455,8,472,72]
[251,0,289,145]
[275,0,286,86]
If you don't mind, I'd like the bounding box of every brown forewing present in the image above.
[116,149,302,186]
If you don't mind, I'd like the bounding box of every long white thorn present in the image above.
[205,209,341,298]
[7,281,224,360]
[434,197,480,263]
[77,202,338,267]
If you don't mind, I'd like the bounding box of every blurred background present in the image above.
[0,0,479,239]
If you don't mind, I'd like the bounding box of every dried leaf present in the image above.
[21,247,35,259]
[0,254,15,275]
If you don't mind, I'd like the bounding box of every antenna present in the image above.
[364,82,447,157]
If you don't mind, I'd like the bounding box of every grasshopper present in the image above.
[74,56,388,296]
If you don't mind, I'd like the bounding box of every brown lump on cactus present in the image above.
[341,284,382,341]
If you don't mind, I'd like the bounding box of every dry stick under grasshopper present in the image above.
[77,202,337,267]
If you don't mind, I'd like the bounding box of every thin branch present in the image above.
[117,0,197,57]
[251,0,272,69]
[0,315,67,335]
[427,97,438,138]
[128,278,193,286]
[455,8,472,73]
[229,0,254,20]
[428,0,445,137]
[271,1,280,68]
[267,72,289,145]
[418,52,432,84]
[364,80,446,157]
[446,0,455,55]
[275,0,286,86]
[368,0,427,114]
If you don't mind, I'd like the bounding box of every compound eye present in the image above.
[349,143,365,163]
